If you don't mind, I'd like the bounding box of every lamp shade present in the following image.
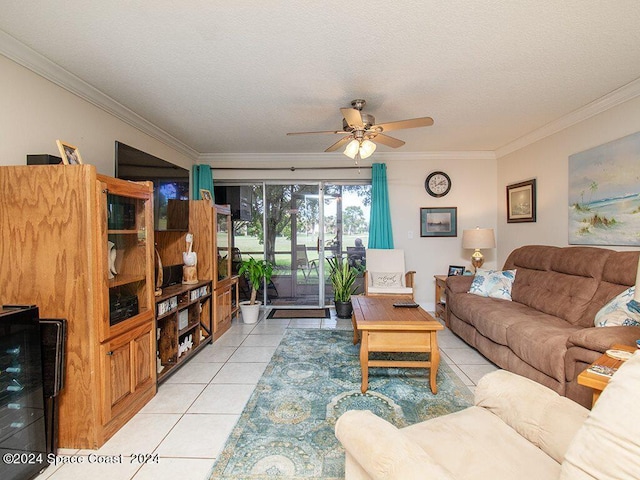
[344,139,360,159]
[359,139,377,159]
[462,228,496,249]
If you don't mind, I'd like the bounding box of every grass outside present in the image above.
[233,234,368,282]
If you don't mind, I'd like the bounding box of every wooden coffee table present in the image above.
[351,295,444,393]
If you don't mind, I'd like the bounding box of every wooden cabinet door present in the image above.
[215,287,231,332]
[101,322,154,424]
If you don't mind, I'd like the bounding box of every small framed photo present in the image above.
[447,265,465,276]
[200,189,212,201]
[507,179,536,223]
[420,207,457,237]
[56,140,83,165]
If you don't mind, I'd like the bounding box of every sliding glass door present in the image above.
[215,181,370,307]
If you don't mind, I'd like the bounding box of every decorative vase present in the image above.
[335,300,353,319]
[239,300,262,324]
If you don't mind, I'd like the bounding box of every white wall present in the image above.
[386,157,497,307]
[0,55,194,174]
[497,95,640,266]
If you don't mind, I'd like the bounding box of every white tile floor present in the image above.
[36,309,497,480]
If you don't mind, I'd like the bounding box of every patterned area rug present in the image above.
[209,328,473,479]
[267,308,331,319]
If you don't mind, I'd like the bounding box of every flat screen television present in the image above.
[115,141,190,230]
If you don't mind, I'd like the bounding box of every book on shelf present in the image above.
[587,364,618,377]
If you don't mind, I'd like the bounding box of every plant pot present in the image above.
[334,300,353,319]
[239,300,262,324]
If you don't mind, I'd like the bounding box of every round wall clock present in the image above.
[425,171,452,197]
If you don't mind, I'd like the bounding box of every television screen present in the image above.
[115,142,190,230]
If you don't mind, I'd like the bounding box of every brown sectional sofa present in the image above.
[445,245,640,408]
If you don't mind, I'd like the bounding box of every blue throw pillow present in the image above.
[468,269,517,301]
[595,287,640,327]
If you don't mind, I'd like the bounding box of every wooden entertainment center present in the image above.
[0,164,239,448]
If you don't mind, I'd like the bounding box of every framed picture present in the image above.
[447,265,465,276]
[568,131,640,245]
[200,189,212,201]
[420,207,457,237]
[56,140,83,165]
[506,179,536,223]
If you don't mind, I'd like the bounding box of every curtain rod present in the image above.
[209,165,372,171]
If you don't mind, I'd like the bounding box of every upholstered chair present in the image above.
[363,249,415,299]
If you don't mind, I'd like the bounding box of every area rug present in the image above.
[209,328,474,479]
[267,308,331,319]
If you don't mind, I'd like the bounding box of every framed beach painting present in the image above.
[506,179,536,223]
[420,207,457,237]
[568,131,640,246]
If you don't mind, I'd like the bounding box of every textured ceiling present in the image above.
[2,1,640,155]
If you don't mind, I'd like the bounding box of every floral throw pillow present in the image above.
[595,287,640,327]
[468,269,517,301]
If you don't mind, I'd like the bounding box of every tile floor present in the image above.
[36,309,497,480]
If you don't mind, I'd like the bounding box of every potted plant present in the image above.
[238,256,274,324]
[327,256,358,318]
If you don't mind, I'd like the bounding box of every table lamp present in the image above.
[462,227,496,272]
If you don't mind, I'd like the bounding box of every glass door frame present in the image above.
[217,179,370,308]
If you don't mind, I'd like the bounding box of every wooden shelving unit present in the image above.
[155,280,212,383]
[0,165,156,449]
[189,201,239,339]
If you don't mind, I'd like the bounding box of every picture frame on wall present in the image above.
[56,140,83,165]
[420,207,457,237]
[506,179,536,223]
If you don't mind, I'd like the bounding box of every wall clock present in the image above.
[425,171,452,197]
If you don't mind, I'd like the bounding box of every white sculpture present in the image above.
[182,233,198,284]
[108,241,117,279]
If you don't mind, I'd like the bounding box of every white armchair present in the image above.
[363,249,415,299]
[336,352,640,480]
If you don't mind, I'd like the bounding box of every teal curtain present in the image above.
[192,164,214,201]
[368,163,394,249]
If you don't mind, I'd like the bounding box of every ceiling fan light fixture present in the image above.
[359,139,377,159]
[344,139,360,159]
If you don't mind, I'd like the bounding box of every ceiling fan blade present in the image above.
[371,116,434,132]
[372,133,405,148]
[325,136,352,152]
[340,108,364,129]
[286,130,344,135]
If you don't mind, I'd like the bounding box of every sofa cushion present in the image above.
[504,246,611,326]
[402,406,561,480]
[595,286,640,327]
[468,269,516,300]
[506,318,582,382]
[449,292,543,346]
[561,351,640,479]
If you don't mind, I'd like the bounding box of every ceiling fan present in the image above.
[286,99,434,159]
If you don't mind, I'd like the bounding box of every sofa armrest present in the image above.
[335,410,455,480]
[475,370,589,463]
[444,275,474,294]
[566,326,640,353]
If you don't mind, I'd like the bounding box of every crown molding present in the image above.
[198,151,496,165]
[0,30,199,160]
[496,77,640,158]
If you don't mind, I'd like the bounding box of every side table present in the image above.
[577,343,635,406]
[434,275,447,322]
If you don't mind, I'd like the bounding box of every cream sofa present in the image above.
[336,351,640,480]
